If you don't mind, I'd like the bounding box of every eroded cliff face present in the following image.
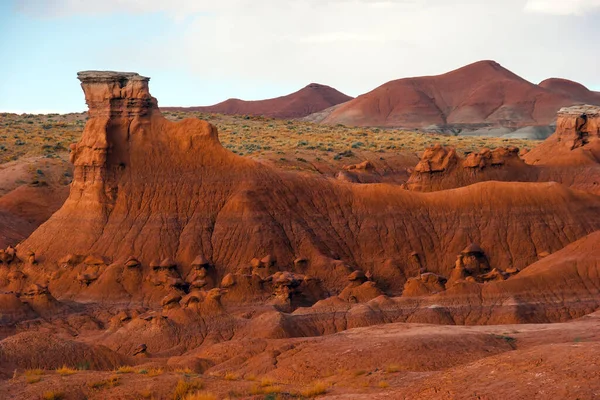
[6,72,600,306]
[524,104,600,166]
[70,72,157,218]
[404,145,535,191]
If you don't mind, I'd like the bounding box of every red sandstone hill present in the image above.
[321,60,600,129]
[539,78,600,104]
[161,83,352,119]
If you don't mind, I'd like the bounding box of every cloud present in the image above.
[524,0,600,15]
[13,0,423,17]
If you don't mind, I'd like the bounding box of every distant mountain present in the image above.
[319,60,600,131]
[162,83,353,119]
[538,78,600,104]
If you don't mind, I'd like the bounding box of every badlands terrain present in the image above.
[0,68,598,400]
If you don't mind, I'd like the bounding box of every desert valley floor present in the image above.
[0,70,599,400]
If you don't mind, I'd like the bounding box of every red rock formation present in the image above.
[321,60,600,129]
[524,104,600,166]
[405,144,534,191]
[539,78,600,104]
[162,83,352,119]
[407,106,600,194]
[6,71,600,307]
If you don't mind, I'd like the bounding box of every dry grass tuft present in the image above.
[25,369,44,376]
[175,367,194,375]
[147,368,163,377]
[250,384,282,395]
[26,375,41,384]
[249,377,282,395]
[25,369,44,382]
[87,375,120,389]
[223,371,237,381]
[42,391,65,400]
[385,364,401,373]
[172,378,204,400]
[56,365,77,376]
[138,389,154,399]
[301,381,328,397]
[182,392,217,400]
[378,380,390,389]
[116,365,135,374]
[260,377,275,387]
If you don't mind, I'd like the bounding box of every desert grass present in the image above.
[300,381,328,397]
[115,365,135,374]
[87,375,120,389]
[138,389,154,399]
[55,365,77,376]
[25,375,41,384]
[378,380,390,388]
[260,377,275,387]
[172,378,204,400]
[385,364,401,373]
[223,371,237,381]
[0,112,83,163]
[147,368,164,377]
[250,384,283,395]
[42,391,65,400]
[182,392,217,400]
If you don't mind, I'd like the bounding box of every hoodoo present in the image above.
[6,72,600,308]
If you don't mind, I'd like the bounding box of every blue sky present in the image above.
[1,0,599,113]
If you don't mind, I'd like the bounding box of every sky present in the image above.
[0,0,599,113]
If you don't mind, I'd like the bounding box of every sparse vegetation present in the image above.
[42,391,65,400]
[172,378,204,400]
[147,367,164,377]
[87,375,120,389]
[116,365,135,374]
[385,364,401,373]
[0,111,534,174]
[260,377,275,387]
[56,365,77,376]
[300,381,328,397]
[223,371,237,380]
[182,392,217,400]
[25,369,44,376]
[26,375,41,384]
[250,384,283,395]
[138,389,154,399]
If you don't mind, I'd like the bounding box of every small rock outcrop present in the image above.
[403,273,448,297]
[405,145,532,191]
[524,105,600,166]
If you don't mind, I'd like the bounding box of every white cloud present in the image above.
[525,0,600,15]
